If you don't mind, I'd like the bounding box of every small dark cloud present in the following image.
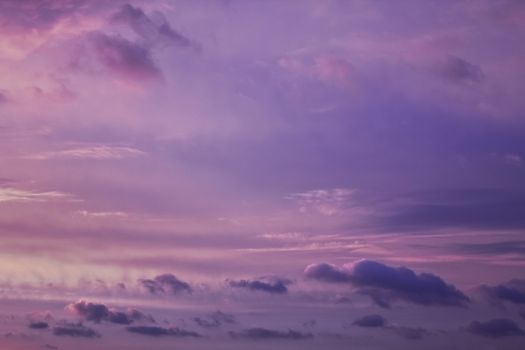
[302,320,317,328]
[390,326,429,340]
[305,260,469,308]
[53,322,100,338]
[228,277,291,294]
[479,280,525,305]
[112,4,192,48]
[353,314,386,328]
[29,321,49,330]
[229,328,313,340]
[89,32,161,82]
[434,56,484,84]
[43,344,58,350]
[126,326,200,337]
[194,311,236,328]
[139,273,192,295]
[466,319,525,338]
[66,300,153,325]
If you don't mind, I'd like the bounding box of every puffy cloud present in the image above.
[228,277,292,294]
[139,273,192,295]
[53,322,100,338]
[66,300,153,324]
[353,314,386,328]
[466,319,525,338]
[229,328,313,340]
[126,326,200,337]
[304,260,469,307]
[194,311,236,328]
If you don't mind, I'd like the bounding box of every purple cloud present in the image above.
[66,300,153,324]
[466,319,525,338]
[305,260,469,307]
[139,273,192,295]
[228,277,292,294]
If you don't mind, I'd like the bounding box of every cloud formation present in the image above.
[111,4,192,48]
[229,328,313,340]
[228,277,291,294]
[353,314,387,328]
[53,322,100,338]
[194,311,236,328]
[466,319,525,338]
[126,326,200,337]
[66,300,153,324]
[305,260,469,307]
[139,273,192,295]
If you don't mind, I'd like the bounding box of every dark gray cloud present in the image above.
[52,322,100,338]
[66,300,153,324]
[305,260,469,307]
[28,321,49,329]
[466,319,525,338]
[112,4,192,48]
[229,328,313,340]
[139,273,192,295]
[228,277,291,294]
[89,32,161,81]
[479,280,525,305]
[434,56,484,84]
[194,311,236,328]
[126,326,200,337]
[353,314,386,328]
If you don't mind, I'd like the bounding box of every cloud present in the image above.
[390,326,429,340]
[433,56,484,84]
[126,326,200,337]
[53,322,100,338]
[194,311,236,328]
[66,300,153,324]
[139,274,192,295]
[229,328,313,340]
[228,277,291,294]
[28,321,49,329]
[111,4,192,48]
[479,280,525,305]
[0,188,71,203]
[353,314,386,328]
[27,146,147,160]
[466,319,525,338]
[304,260,469,307]
[89,31,161,82]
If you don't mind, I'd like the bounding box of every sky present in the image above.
[0,0,525,349]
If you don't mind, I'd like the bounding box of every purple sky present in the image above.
[1,0,525,349]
